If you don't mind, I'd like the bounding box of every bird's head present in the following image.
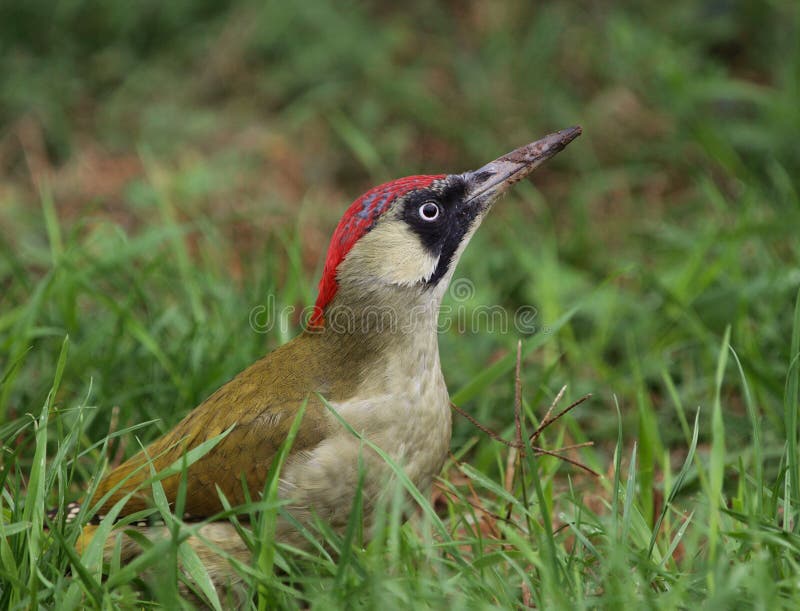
[310,127,582,329]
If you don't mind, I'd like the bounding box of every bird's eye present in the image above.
[418,201,440,222]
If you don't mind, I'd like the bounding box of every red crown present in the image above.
[309,174,444,327]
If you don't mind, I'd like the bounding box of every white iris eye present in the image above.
[419,201,440,221]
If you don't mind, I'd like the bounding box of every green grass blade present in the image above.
[786,287,800,516]
[708,325,731,578]
[256,400,307,611]
[648,409,699,558]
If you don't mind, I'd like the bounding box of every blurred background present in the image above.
[1,0,799,522]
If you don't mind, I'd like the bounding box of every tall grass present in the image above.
[2,0,800,607]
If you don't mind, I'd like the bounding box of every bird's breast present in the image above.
[279,330,451,536]
[341,331,452,487]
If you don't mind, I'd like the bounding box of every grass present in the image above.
[2,0,800,608]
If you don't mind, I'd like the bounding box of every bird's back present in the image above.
[89,331,343,519]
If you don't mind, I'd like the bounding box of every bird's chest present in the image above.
[280,334,452,528]
[367,353,452,486]
[337,342,452,488]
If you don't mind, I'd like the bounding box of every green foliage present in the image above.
[2,0,800,607]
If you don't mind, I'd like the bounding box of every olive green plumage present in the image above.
[71,128,582,598]
[92,325,402,517]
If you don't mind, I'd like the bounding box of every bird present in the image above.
[56,126,581,593]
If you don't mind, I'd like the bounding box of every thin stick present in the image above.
[504,341,524,519]
[530,393,592,445]
[513,341,536,544]
[530,385,566,444]
[545,441,595,453]
[450,390,597,476]
[531,447,601,476]
[450,397,592,451]
[514,340,524,453]
[450,402,518,448]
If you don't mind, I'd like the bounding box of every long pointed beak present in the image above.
[464,126,582,204]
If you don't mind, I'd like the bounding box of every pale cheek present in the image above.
[341,224,439,286]
[382,243,438,285]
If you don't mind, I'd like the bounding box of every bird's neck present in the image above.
[320,283,440,341]
[305,284,444,373]
[306,286,445,405]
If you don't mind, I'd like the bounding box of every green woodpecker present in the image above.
[59,127,581,587]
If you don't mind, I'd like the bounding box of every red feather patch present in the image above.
[310,174,444,327]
